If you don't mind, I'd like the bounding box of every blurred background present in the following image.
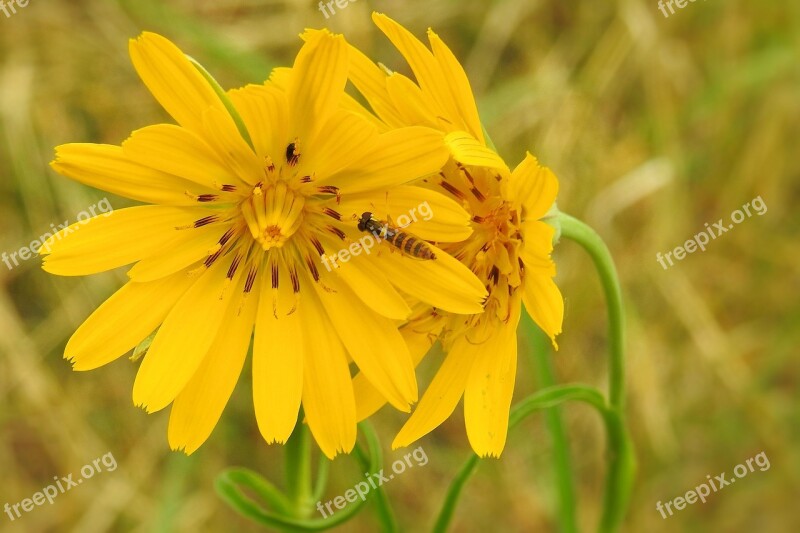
[0,0,798,531]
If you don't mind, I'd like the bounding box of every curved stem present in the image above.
[557,212,634,533]
[355,422,398,533]
[433,384,608,533]
[524,317,578,533]
[432,455,480,533]
[557,213,625,409]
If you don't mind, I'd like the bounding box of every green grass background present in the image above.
[0,0,798,531]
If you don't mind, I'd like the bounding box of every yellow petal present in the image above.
[510,153,559,219]
[335,186,473,242]
[132,258,243,413]
[129,32,224,134]
[303,108,379,179]
[428,30,485,143]
[345,42,405,128]
[313,271,417,411]
[385,73,439,128]
[51,144,215,206]
[127,223,234,282]
[122,124,248,192]
[445,131,509,172]
[301,281,357,459]
[393,337,475,448]
[375,247,487,314]
[66,271,195,370]
[228,83,289,162]
[521,219,555,262]
[522,274,564,349]
[201,106,262,186]
[41,206,208,276]
[253,263,304,444]
[288,30,348,147]
[355,325,439,421]
[372,13,463,127]
[324,127,448,194]
[464,319,518,457]
[340,91,390,132]
[318,235,411,321]
[168,271,258,454]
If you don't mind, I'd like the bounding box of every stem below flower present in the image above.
[556,212,635,533]
[285,411,314,518]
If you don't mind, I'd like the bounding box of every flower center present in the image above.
[240,181,305,250]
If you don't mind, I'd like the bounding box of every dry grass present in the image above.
[0,0,798,531]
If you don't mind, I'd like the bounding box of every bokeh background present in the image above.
[1,0,798,531]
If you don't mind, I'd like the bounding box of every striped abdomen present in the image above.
[357,212,436,260]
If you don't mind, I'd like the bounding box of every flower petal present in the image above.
[521,219,556,264]
[392,338,474,448]
[344,40,405,128]
[510,153,559,219]
[355,325,439,421]
[253,263,304,444]
[288,30,348,148]
[324,127,448,194]
[129,32,224,134]
[445,131,508,172]
[41,206,209,276]
[313,271,417,412]
[168,272,258,454]
[228,83,289,162]
[522,273,564,349]
[132,258,243,413]
[464,318,518,457]
[51,144,216,206]
[336,186,473,243]
[374,246,487,314]
[372,13,463,128]
[427,29,485,143]
[127,223,234,282]
[201,106,262,186]
[318,235,411,321]
[65,271,195,370]
[385,73,439,128]
[122,124,249,192]
[301,280,357,459]
[302,108,380,180]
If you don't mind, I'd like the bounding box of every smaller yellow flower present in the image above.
[345,14,564,457]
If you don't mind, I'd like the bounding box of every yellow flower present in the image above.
[346,14,564,457]
[43,30,487,458]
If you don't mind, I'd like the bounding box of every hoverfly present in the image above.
[357,212,436,260]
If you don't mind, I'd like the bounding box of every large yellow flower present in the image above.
[346,14,564,457]
[43,30,487,458]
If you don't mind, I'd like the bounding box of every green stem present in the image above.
[355,423,399,533]
[557,213,625,409]
[432,455,480,533]
[524,315,578,533]
[556,212,635,533]
[285,412,314,518]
